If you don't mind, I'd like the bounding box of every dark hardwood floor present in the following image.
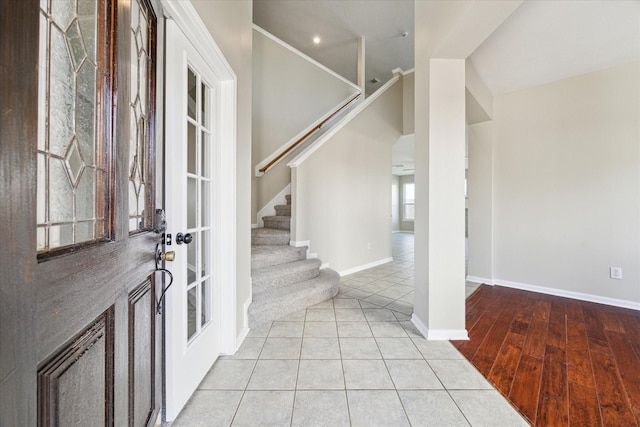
[452,284,640,426]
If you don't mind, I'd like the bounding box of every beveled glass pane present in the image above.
[201,130,209,178]
[37,154,46,224]
[49,25,75,157]
[77,0,97,63]
[201,181,210,227]
[66,20,87,71]
[187,177,197,229]
[76,62,96,165]
[187,232,198,284]
[187,122,196,174]
[64,138,84,187]
[76,167,95,220]
[37,227,46,251]
[187,287,197,340]
[50,224,74,249]
[128,181,138,216]
[201,280,210,326]
[49,158,73,222]
[139,49,147,114]
[138,183,146,219]
[76,221,94,242]
[187,68,196,120]
[51,0,76,30]
[131,0,139,32]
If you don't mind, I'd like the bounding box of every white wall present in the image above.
[252,28,358,221]
[403,72,415,135]
[391,175,400,231]
[292,80,403,274]
[467,121,493,281]
[492,61,640,305]
[191,0,253,341]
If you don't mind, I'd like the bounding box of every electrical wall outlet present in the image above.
[610,267,623,280]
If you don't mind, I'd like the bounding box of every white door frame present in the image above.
[161,0,237,356]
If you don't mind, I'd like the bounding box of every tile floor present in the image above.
[171,233,528,426]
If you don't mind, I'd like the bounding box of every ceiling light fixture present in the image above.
[313,36,321,44]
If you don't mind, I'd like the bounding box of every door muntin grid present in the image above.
[185,66,213,344]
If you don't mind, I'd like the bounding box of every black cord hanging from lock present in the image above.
[154,242,174,314]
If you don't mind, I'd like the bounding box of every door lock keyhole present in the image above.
[176,232,193,245]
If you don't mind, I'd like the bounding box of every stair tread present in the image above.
[250,268,340,306]
[251,244,307,269]
[252,258,321,281]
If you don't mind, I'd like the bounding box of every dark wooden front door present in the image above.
[1,0,162,425]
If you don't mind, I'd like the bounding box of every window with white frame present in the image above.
[403,182,415,221]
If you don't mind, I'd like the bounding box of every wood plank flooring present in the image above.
[452,285,640,426]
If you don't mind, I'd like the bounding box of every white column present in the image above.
[412,58,468,340]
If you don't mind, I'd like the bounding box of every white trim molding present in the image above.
[339,257,394,277]
[411,314,469,340]
[494,279,640,311]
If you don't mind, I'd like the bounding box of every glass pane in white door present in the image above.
[184,66,213,344]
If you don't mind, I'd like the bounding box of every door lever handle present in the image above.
[176,232,193,245]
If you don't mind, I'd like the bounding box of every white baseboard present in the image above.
[494,279,640,311]
[251,223,259,229]
[224,297,251,355]
[465,275,494,285]
[256,184,291,228]
[339,257,394,277]
[290,240,313,259]
[411,314,469,341]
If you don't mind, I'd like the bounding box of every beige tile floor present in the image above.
[171,233,528,426]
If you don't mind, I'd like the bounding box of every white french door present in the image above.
[164,19,223,421]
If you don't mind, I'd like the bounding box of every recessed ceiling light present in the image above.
[313,36,321,44]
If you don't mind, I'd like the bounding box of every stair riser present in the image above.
[251,247,307,270]
[251,235,290,245]
[274,206,291,216]
[263,219,290,230]
[253,268,320,295]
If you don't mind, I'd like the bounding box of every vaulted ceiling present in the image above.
[253,0,640,175]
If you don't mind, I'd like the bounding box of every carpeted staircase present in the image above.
[249,195,340,327]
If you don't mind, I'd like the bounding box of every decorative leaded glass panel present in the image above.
[128,0,156,232]
[37,0,111,252]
